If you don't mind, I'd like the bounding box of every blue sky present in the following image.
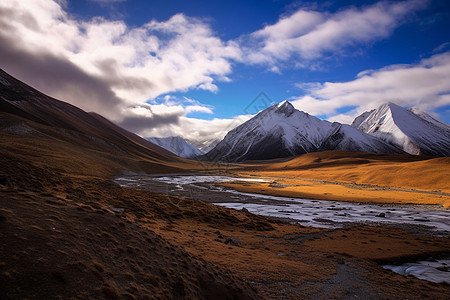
[0,0,449,146]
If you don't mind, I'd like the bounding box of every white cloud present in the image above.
[152,95,215,115]
[291,51,450,123]
[185,105,214,114]
[0,0,240,119]
[433,42,450,54]
[245,0,427,69]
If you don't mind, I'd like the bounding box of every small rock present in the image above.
[376,213,386,218]
[241,207,249,213]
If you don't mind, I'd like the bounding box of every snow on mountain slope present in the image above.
[352,103,450,156]
[319,123,405,154]
[204,101,402,162]
[147,136,204,158]
[408,107,450,131]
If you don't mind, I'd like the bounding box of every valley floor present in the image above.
[1,150,449,299]
[1,169,449,298]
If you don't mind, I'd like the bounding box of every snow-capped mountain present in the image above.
[146,136,203,158]
[352,103,450,156]
[204,101,402,162]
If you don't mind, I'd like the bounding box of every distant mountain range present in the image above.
[146,136,203,158]
[203,101,449,162]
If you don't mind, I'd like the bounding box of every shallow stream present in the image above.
[114,174,450,232]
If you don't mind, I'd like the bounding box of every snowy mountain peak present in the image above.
[275,100,295,113]
[277,99,289,107]
[146,136,203,158]
[353,103,450,156]
[203,101,401,162]
[276,100,296,114]
[384,102,401,109]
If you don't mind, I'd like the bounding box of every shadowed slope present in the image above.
[0,190,256,300]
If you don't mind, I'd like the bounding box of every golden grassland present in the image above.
[222,151,450,208]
